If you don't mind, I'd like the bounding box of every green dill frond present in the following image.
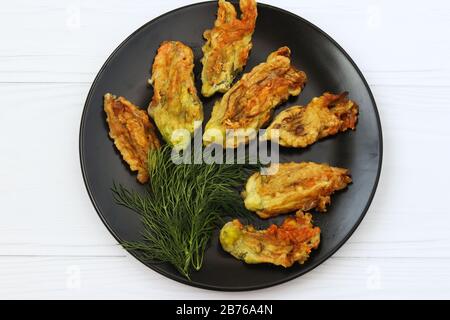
[111,145,259,279]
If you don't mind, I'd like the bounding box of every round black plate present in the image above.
[80,1,382,291]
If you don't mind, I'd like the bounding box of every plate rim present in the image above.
[79,0,383,291]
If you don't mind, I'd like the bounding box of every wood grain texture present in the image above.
[0,0,449,299]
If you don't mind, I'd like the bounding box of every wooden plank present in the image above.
[0,256,449,299]
[0,0,449,86]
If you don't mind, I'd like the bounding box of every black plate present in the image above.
[79,1,382,291]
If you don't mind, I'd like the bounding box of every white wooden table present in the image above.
[1,0,449,299]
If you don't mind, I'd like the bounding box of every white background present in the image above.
[1,0,449,299]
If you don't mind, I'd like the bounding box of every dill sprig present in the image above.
[111,145,257,279]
